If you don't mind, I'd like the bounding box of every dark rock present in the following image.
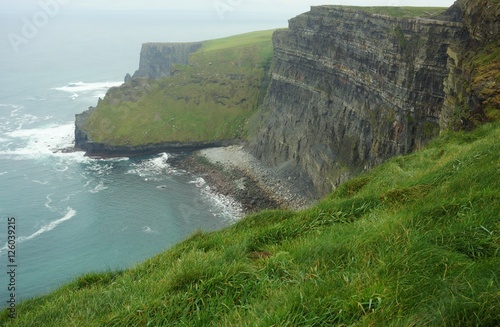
[441,0,500,130]
[76,140,235,159]
[74,106,96,150]
[249,6,463,197]
[177,155,282,213]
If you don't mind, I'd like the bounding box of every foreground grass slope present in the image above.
[83,30,274,146]
[2,122,498,326]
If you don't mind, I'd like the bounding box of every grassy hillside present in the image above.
[3,122,498,326]
[83,30,274,146]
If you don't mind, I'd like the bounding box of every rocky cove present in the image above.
[75,1,500,203]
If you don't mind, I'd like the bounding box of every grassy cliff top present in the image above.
[201,30,276,52]
[3,122,498,326]
[314,5,448,18]
[83,30,274,146]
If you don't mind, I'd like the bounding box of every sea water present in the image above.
[0,9,285,305]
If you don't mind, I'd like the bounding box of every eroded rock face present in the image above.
[441,0,500,130]
[250,6,462,196]
[458,0,500,43]
[76,42,203,154]
[75,106,95,150]
[132,42,202,79]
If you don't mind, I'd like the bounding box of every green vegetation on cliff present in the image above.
[3,122,498,326]
[83,30,274,146]
[339,6,447,18]
[464,37,500,122]
[443,0,500,129]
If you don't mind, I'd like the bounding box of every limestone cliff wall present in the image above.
[76,42,202,152]
[441,0,500,130]
[250,6,462,196]
[132,42,202,79]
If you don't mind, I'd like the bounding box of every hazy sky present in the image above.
[4,0,458,15]
[1,0,458,53]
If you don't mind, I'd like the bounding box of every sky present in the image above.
[3,0,458,16]
[0,0,457,59]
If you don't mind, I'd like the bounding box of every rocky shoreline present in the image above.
[175,145,314,214]
[69,141,315,216]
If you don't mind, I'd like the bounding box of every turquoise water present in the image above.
[0,9,284,305]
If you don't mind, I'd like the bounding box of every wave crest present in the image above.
[53,81,123,99]
[0,208,77,255]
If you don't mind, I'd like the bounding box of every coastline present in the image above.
[74,140,236,159]
[176,145,314,214]
[68,141,316,215]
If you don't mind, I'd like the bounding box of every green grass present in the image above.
[3,122,498,326]
[335,6,447,18]
[201,30,276,53]
[84,30,274,146]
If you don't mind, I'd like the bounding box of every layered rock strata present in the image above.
[441,0,500,129]
[250,6,462,196]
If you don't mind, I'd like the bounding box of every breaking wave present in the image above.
[52,81,123,99]
[0,208,77,256]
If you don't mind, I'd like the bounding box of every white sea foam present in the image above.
[0,123,88,162]
[18,208,77,243]
[0,208,77,255]
[44,194,55,211]
[189,177,206,188]
[0,105,41,133]
[85,161,114,176]
[202,185,244,221]
[32,179,49,185]
[127,153,180,180]
[189,176,244,221]
[26,97,47,102]
[53,81,123,99]
[89,182,108,194]
[143,226,158,234]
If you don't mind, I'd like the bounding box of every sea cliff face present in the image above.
[75,31,274,156]
[442,0,500,129]
[75,2,499,197]
[132,42,202,79]
[75,42,202,154]
[249,6,463,196]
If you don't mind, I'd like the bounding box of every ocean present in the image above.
[0,8,286,305]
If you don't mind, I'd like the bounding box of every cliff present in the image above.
[75,31,274,156]
[75,2,499,196]
[132,42,202,79]
[249,6,464,196]
[75,42,202,155]
[442,0,500,129]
